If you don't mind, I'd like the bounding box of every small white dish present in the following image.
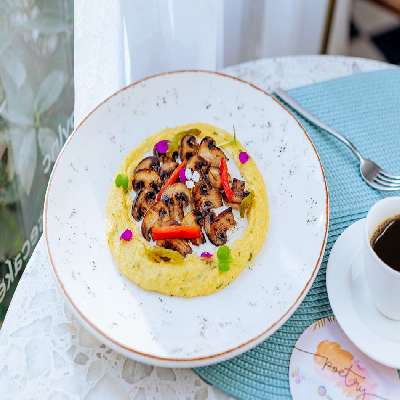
[327,218,400,369]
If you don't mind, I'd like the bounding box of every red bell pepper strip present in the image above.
[220,157,234,202]
[156,160,187,201]
[152,225,201,240]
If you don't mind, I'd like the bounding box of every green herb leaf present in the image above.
[240,190,254,218]
[218,261,230,272]
[217,245,230,260]
[219,126,238,148]
[145,246,184,263]
[115,173,129,191]
[217,245,231,272]
[167,128,201,158]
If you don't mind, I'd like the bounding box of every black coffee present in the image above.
[371,215,400,272]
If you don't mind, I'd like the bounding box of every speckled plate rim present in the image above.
[44,70,329,368]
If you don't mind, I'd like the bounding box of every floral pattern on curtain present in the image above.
[0,0,73,321]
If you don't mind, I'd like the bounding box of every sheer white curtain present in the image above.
[120,0,224,82]
[75,0,350,120]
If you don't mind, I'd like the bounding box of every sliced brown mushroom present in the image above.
[186,154,209,173]
[141,202,170,241]
[179,135,199,161]
[159,156,178,182]
[134,156,160,173]
[231,178,249,203]
[192,179,223,211]
[131,188,157,221]
[132,169,161,192]
[156,239,192,257]
[182,210,206,246]
[223,179,249,209]
[161,183,191,222]
[198,136,226,167]
[204,207,236,246]
[206,166,223,189]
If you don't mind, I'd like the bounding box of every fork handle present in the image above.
[275,88,362,161]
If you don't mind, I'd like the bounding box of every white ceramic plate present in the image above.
[327,219,400,369]
[45,71,328,367]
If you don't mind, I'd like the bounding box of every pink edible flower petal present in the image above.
[239,151,250,164]
[155,140,169,154]
[201,252,213,258]
[120,229,133,241]
[179,167,187,183]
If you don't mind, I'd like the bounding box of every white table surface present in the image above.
[0,56,389,400]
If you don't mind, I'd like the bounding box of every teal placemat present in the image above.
[195,69,400,399]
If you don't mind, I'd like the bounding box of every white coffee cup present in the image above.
[364,197,400,320]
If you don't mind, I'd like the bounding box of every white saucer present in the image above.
[327,218,400,369]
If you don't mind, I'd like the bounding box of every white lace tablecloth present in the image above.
[0,56,388,400]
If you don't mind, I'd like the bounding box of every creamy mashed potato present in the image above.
[106,123,268,297]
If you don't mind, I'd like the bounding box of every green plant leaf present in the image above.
[0,156,8,187]
[34,70,65,114]
[0,181,18,205]
[0,69,33,126]
[8,127,37,195]
[1,51,26,88]
[0,130,15,184]
[0,102,32,126]
[0,205,23,258]
[38,127,58,161]
[0,130,7,159]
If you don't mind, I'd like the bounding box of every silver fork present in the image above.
[275,88,400,192]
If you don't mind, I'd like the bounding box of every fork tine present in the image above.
[374,175,400,187]
[370,180,400,191]
[378,170,400,182]
[373,176,400,190]
[377,172,400,184]
[377,186,400,192]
